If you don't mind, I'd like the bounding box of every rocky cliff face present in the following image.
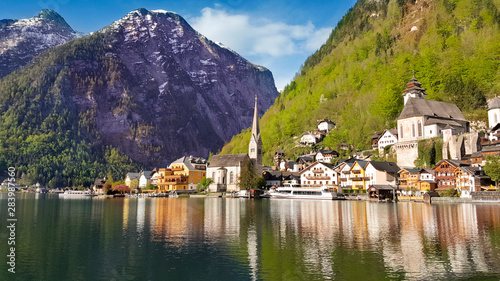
[0,8,278,170]
[0,9,80,78]
[88,9,278,165]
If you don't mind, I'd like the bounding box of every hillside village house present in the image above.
[300,132,319,145]
[377,129,398,150]
[300,162,338,189]
[207,154,250,192]
[317,119,335,133]
[395,76,469,167]
[315,149,338,163]
[371,132,383,149]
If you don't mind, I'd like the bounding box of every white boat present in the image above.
[58,190,94,198]
[264,187,333,200]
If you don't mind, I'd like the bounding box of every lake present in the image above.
[1,194,500,280]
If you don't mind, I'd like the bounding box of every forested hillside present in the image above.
[221,0,500,165]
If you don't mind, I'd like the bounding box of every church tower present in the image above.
[488,97,500,128]
[402,75,427,105]
[249,95,263,169]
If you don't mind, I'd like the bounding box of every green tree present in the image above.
[484,156,500,189]
[129,179,139,191]
[238,160,259,190]
[197,178,213,191]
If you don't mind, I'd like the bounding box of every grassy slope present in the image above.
[220,0,500,165]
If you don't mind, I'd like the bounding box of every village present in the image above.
[83,76,500,202]
[6,77,500,201]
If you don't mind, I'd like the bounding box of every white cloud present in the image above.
[189,7,332,57]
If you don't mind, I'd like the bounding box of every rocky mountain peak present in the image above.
[0,10,81,78]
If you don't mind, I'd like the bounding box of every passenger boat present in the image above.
[264,186,334,200]
[58,190,94,198]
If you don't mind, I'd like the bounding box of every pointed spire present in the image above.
[252,95,260,139]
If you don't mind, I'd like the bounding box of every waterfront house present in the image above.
[415,180,437,193]
[149,169,158,185]
[454,166,492,197]
[364,161,400,187]
[315,149,339,163]
[139,170,152,189]
[397,168,420,191]
[300,162,338,189]
[262,171,282,187]
[282,172,301,187]
[125,172,140,187]
[348,160,369,191]
[93,178,106,194]
[368,185,396,201]
[434,159,469,192]
[207,154,250,192]
[337,159,355,190]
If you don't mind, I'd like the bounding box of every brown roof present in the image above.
[398,98,466,121]
[482,146,500,152]
[209,154,249,167]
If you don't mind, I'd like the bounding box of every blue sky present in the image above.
[0,0,358,90]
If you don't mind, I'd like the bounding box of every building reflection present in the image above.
[142,197,500,279]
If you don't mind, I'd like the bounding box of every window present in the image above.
[230,171,234,184]
[412,124,416,137]
[418,120,422,137]
[400,125,404,139]
[212,172,215,180]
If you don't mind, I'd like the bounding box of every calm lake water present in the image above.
[1,194,500,280]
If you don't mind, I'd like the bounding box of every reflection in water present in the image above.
[2,195,500,281]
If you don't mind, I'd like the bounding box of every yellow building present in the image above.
[157,156,207,192]
[349,161,369,190]
[397,169,420,191]
[415,180,436,192]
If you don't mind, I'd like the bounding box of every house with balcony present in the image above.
[377,129,398,151]
[397,168,420,191]
[157,156,207,192]
[455,166,492,197]
[300,162,338,189]
[347,160,369,191]
[337,161,354,190]
[434,159,469,192]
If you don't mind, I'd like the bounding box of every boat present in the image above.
[264,186,334,200]
[58,190,94,198]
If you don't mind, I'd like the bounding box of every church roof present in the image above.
[209,154,249,167]
[488,97,500,110]
[398,98,466,121]
[423,118,464,127]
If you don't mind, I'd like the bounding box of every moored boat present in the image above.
[59,190,94,198]
[264,186,334,200]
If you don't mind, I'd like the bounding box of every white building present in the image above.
[337,162,354,189]
[377,129,398,150]
[300,132,318,145]
[395,76,469,167]
[207,154,250,192]
[300,162,338,188]
[315,150,338,163]
[488,97,500,128]
[317,119,335,133]
[138,170,152,188]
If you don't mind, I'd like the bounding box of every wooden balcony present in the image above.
[170,166,184,171]
[312,169,324,174]
[305,175,330,180]
[351,176,370,181]
[352,170,362,174]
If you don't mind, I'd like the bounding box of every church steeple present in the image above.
[249,95,263,168]
[403,75,427,105]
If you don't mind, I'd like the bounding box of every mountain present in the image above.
[220,0,500,164]
[0,9,81,78]
[0,8,278,187]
